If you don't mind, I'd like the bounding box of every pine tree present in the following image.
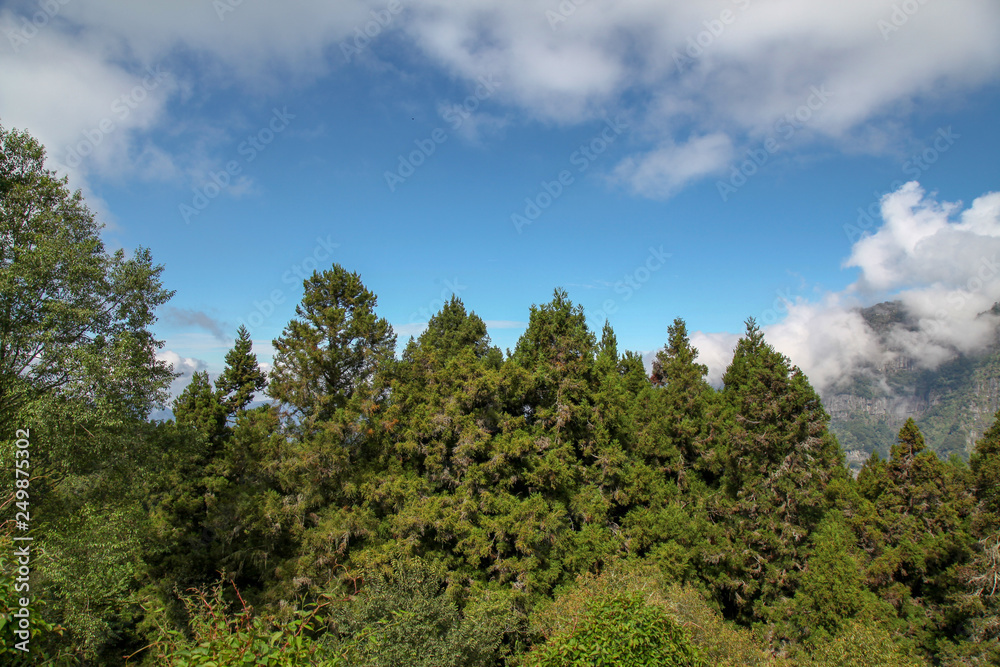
[639,318,716,481]
[971,409,1000,535]
[215,325,267,418]
[784,513,889,643]
[855,418,976,653]
[268,265,395,422]
[173,371,227,445]
[712,318,844,620]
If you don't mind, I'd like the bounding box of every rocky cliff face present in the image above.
[825,393,930,422]
[822,300,1000,469]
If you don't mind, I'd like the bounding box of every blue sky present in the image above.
[2,0,1000,399]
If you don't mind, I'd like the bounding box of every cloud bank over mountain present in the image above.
[693,182,1000,390]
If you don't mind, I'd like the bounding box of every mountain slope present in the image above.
[824,300,1000,467]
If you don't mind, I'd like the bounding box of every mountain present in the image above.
[823,300,1000,469]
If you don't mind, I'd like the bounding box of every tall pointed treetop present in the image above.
[410,296,491,362]
[512,288,595,374]
[268,265,395,419]
[216,324,267,415]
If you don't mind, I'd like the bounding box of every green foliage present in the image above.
[0,527,66,664]
[0,127,991,665]
[34,502,144,661]
[971,408,1000,534]
[0,123,175,431]
[216,325,268,416]
[640,318,717,483]
[141,581,337,666]
[328,557,517,667]
[174,371,228,445]
[269,265,395,422]
[799,618,927,667]
[528,563,769,667]
[779,513,892,643]
[523,591,705,667]
[713,319,845,620]
[852,418,977,655]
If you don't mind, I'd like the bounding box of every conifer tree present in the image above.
[268,265,395,422]
[511,288,595,439]
[713,318,844,620]
[640,318,716,480]
[855,418,976,652]
[784,513,890,643]
[215,324,267,417]
[173,371,227,445]
[971,409,1000,535]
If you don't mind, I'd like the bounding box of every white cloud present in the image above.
[612,132,734,198]
[2,0,999,202]
[689,330,741,387]
[394,323,429,338]
[157,349,208,399]
[400,0,1000,195]
[846,182,1000,292]
[693,183,1000,392]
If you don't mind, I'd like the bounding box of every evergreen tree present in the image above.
[511,288,596,451]
[268,265,395,422]
[173,371,227,445]
[971,409,1000,535]
[783,513,890,644]
[215,324,267,417]
[639,318,717,482]
[855,418,976,654]
[713,319,844,620]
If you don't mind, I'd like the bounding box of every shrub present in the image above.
[139,581,336,666]
[528,561,771,666]
[800,619,927,667]
[327,557,517,667]
[522,591,705,667]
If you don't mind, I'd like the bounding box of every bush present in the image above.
[522,591,705,667]
[528,562,771,666]
[327,557,517,667]
[800,619,927,667]
[139,581,336,666]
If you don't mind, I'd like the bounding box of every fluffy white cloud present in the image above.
[612,132,734,198]
[693,183,1000,392]
[2,0,998,200]
[156,349,208,399]
[401,0,1000,194]
[846,182,1000,292]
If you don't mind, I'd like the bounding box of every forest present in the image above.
[1,123,998,666]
